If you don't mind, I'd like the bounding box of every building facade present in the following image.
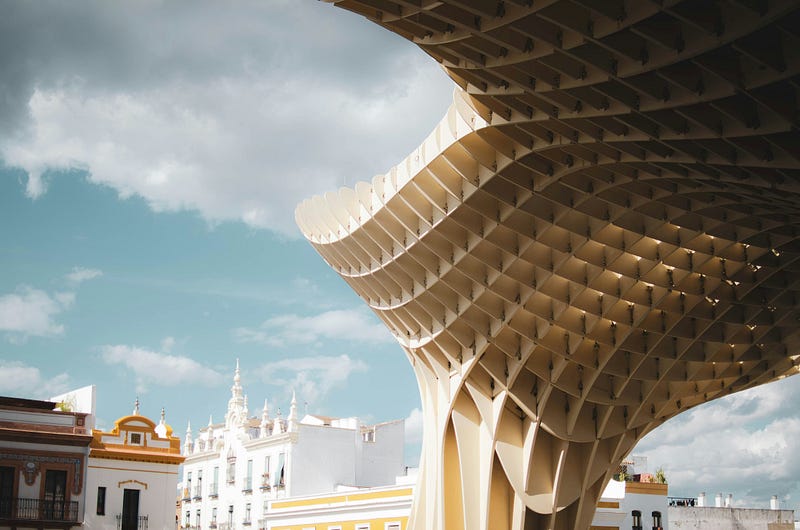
[264,484,413,530]
[179,363,405,530]
[669,493,794,530]
[84,402,184,530]
[262,475,670,530]
[0,395,93,530]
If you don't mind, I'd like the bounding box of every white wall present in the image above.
[84,458,181,530]
[356,420,405,487]
[291,425,357,496]
[670,507,795,530]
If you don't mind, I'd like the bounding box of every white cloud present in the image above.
[66,266,102,284]
[0,2,453,236]
[635,375,800,508]
[100,344,221,393]
[233,308,393,348]
[0,360,71,398]
[405,407,424,445]
[161,336,176,353]
[0,286,74,338]
[254,354,367,406]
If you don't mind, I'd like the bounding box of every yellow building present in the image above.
[264,477,669,530]
[84,400,184,530]
[265,485,412,530]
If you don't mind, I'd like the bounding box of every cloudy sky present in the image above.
[1,0,798,512]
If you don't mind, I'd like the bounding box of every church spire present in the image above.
[288,390,298,432]
[226,359,246,428]
[206,414,215,447]
[260,399,270,437]
[184,421,194,455]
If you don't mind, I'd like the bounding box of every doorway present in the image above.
[122,489,140,530]
[43,470,67,520]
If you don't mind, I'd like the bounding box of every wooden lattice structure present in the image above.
[295,1,800,529]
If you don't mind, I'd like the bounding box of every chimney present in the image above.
[715,493,723,508]
[697,492,706,507]
[725,494,733,507]
[770,496,779,510]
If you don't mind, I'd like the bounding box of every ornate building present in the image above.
[179,362,405,530]
[0,395,92,530]
[0,388,182,530]
[84,401,184,530]
[295,1,800,529]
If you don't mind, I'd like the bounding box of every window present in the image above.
[196,509,201,527]
[263,499,269,514]
[130,432,142,444]
[245,459,253,491]
[96,486,106,515]
[0,467,14,518]
[211,466,219,496]
[211,507,217,527]
[244,503,251,524]
[197,470,203,497]
[356,524,370,530]
[652,510,662,529]
[274,453,285,487]
[385,524,401,530]
[327,526,342,530]
[227,460,236,484]
[227,505,234,526]
[185,510,190,527]
[632,510,642,529]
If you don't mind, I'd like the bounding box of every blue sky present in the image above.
[1,0,799,513]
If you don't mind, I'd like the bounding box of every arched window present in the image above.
[631,510,642,530]
[652,510,662,529]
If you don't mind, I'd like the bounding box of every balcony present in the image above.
[208,484,219,498]
[181,488,190,501]
[0,498,80,526]
[192,486,202,500]
[116,515,149,530]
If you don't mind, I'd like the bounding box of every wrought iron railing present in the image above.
[0,498,79,522]
[116,514,149,530]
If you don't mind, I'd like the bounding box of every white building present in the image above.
[669,493,794,530]
[84,400,184,530]
[179,362,405,530]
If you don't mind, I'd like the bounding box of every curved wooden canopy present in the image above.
[296,1,800,529]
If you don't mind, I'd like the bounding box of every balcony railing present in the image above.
[0,498,80,523]
[192,486,202,499]
[208,484,219,498]
[116,514,149,530]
